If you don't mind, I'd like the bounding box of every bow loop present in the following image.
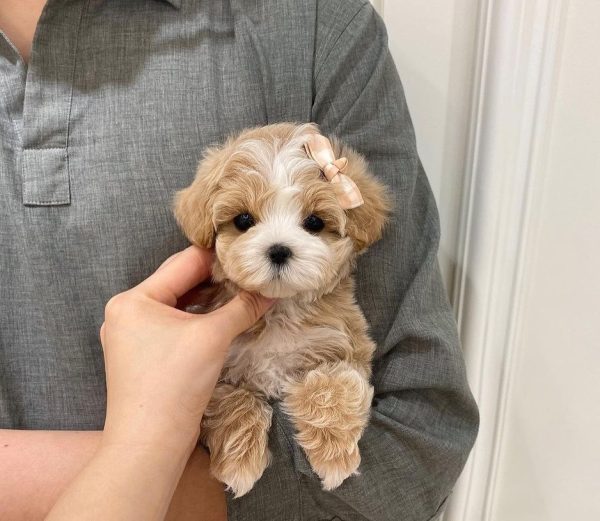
[304,134,364,210]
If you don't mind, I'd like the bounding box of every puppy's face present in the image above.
[209,159,351,299]
[175,123,389,300]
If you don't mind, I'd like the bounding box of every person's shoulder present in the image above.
[264,0,370,16]
[314,0,385,72]
[316,0,372,32]
[317,0,370,17]
[264,0,372,30]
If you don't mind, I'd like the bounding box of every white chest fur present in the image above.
[221,301,349,398]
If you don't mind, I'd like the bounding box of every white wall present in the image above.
[375,0,600,519]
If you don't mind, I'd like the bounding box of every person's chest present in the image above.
[0,1,317,434]
[16,0,312,204]
[0,0,315,287]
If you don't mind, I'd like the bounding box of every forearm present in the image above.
[0,429,99,520]
[0,429,226,521]
[45,439,191,521]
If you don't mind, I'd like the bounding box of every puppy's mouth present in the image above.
[249,268,305,299]
[227,266,317,299]
[258,286,297,299]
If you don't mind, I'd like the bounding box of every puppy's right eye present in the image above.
[233,213,256,232]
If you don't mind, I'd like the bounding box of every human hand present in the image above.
[99,245,274,457]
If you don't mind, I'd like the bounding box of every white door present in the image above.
[373,1,600,519]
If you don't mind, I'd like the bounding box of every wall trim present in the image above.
[444,1,568,520]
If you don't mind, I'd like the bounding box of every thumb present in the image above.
[209,291,275,341]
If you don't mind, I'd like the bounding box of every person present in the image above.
[0,1,479,520]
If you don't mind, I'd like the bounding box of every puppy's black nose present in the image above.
[268,244,292,265]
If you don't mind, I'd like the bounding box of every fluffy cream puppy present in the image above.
[174,122,390,497]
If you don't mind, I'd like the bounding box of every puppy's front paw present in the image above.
[202,385,272,498]
[283,364,373,490]
[305,434,362,490]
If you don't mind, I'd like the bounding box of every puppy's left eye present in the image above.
[302,214,325,233]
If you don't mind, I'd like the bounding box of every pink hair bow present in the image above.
[304,134,364,210]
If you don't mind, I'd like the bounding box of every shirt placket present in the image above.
[20,0,86,207]
[0,32,27,147]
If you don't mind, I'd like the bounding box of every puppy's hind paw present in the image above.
[212,449,271,498]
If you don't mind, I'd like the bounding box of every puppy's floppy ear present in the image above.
[174,145,226,248]
[329,136,392,251]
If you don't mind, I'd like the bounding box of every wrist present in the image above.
[100,425,199,476]
[102,409,201,460]
[97,436,194,489]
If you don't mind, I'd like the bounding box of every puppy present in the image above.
[174,122,390,497]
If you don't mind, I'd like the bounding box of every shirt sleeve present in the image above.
[282,2,480,520]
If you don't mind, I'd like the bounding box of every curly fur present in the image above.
[174,122,391,496]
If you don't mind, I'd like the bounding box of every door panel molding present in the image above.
[371,1,568,518]
[444,1,568,520]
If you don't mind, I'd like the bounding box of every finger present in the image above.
[155,250,183,272]
[100,322,106,346]
[208,291,275,341]
[136,246,214,306]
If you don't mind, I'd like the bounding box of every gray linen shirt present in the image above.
[0,0,479,519]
